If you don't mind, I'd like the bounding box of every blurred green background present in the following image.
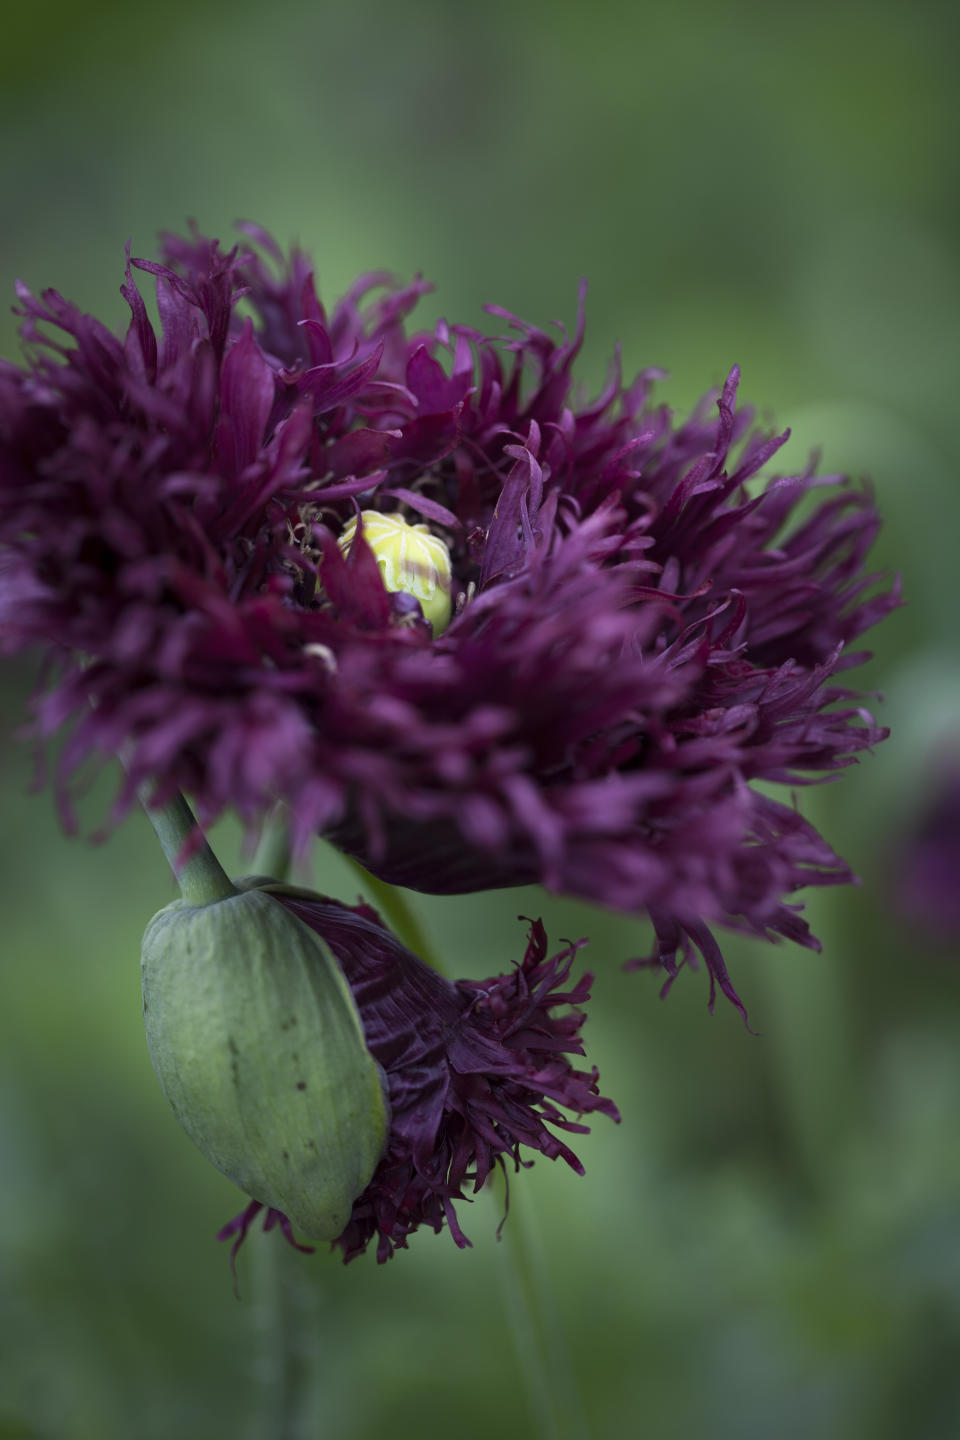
[1,0,958,1436]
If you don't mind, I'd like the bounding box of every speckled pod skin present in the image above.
[141,879,388,1241]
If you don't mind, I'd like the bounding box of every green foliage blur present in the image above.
[1,1,958,1436]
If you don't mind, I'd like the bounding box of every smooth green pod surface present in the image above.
[141,880,388,1241]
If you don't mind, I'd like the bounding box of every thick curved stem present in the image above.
[139,789,237,906]
[252,802,294,883]
[249,1235,313,1440]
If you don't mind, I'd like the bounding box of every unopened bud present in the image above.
[141,879,388,1241]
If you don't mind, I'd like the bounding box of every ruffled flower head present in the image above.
[0,223,898,1020]
[219,894,617,1264]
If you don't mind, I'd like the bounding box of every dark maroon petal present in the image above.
[213,320,276,481]
[272,893,617,1263]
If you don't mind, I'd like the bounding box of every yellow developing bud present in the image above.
[339,510,453,635]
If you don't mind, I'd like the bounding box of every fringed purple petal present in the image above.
[217,1199,315,1295]
[271,895,618,1263]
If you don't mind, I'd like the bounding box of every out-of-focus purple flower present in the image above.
[893,749,960,941]
[0,224,898,1018]
[218,891,617,1264]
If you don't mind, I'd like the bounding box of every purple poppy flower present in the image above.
[217,892,617,1265]
[0,224,898,1020]
[893,748,960,941]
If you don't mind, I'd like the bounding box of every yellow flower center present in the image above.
[338,511,453,635]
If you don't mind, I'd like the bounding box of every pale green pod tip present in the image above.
[140,879,388,1241]
[339,509,453,635]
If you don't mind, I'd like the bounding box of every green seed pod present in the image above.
[141,879,388,1241]
[339,509,453,635]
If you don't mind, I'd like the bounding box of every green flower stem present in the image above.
[251,802,293,883]
[509,1178,588,1440]
[139,788,237,906]
[250,1234,313,1440]
[342,857,444,973]
[757,926,856,1196]
[489,1168,582,1440]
